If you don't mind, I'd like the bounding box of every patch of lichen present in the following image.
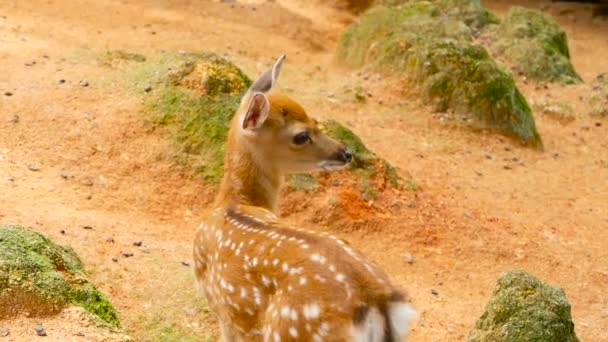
[337,2,542,147]
[494,7,581,84]
[0,225,119,328]
[469,270,579,342]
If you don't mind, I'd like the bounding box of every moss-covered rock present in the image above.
[166,53,251,96]
[406,41,541,145]
[495,7,581,84]
[337,3,471,69]
[469,270,579,342]
[321,120,402,194]
[373,0,499,29]
[136,53,250,182]
[337,2,542,147]
[0,225,119,328]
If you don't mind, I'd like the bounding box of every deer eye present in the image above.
[292,131,310,146]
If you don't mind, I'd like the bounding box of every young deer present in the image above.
[193,56,415,341]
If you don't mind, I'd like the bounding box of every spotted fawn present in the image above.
[193,56,415,341]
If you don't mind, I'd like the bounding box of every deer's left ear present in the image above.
[242,93,270,130]
[249,55,286,94]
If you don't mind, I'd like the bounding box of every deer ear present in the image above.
[242,93,269,130]
[249,55,286,94]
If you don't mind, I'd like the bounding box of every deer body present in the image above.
[193,56,414,341]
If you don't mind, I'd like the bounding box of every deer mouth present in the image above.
[318,160,349,171]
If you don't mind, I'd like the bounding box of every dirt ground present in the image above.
[1,0,607,341]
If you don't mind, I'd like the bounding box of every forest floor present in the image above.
[0,0,607,341]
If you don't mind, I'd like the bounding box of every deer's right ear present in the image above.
[249,55,286,94]
[242,93,270,130]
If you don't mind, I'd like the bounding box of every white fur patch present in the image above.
[388,303,416,339]
[351,307,385,342]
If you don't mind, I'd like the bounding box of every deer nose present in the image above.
[339,148,353,163]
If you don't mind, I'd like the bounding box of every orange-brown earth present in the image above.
[0,0,607,341]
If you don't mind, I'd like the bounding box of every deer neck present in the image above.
[215,133,283,213]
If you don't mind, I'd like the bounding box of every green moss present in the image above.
[469,271,579,342]
[287,174,319,192]
[0,225,119,328]
[321,120,403,194]
[337,3,542,147]
[337,3,471,69]
[495,7,581,84]
[321,120,375,169]
[374,0,499,29]
[98,50,146,67]
[136,53,250,182]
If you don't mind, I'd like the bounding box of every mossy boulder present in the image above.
[337,3,471,69]
[373,0,499,29]
[495,7,581,84]
[406,41,541,145]
[137,53,251,182]
[166,53,251,96]
[337,2,542,147]
[0,225,119,328]
[469,270,579,342]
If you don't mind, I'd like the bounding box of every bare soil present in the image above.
[1,0,607,341]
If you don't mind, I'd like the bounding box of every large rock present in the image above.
[336,2,542,147]
[494,7,581,84]
[469,270,579,342]
[0,225,119,327]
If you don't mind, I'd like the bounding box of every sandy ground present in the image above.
[1,0,607,341]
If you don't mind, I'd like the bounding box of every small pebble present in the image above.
[133,241,143,247]
[60,172,70,180]
[122,251,134,258]
[485,154,493,160]
[58,79,66,84]
[391,200,403,209]
[60,230,66,235]
[596,122,602,127]
[503,165,512,170]
[4,92,13,96]
[111,257,118,262]
[28,163,42,171]
[144,85,152,92]
[83,225,93,230]
[181,260,191,267]
[0,327,9,337]
[402,253,415,264]
[34,324,46,336]
[79,80,89,87]
[10,114,19,123]
[504,146,511,152]
[431,289,439,296]
[106,237,114,243]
